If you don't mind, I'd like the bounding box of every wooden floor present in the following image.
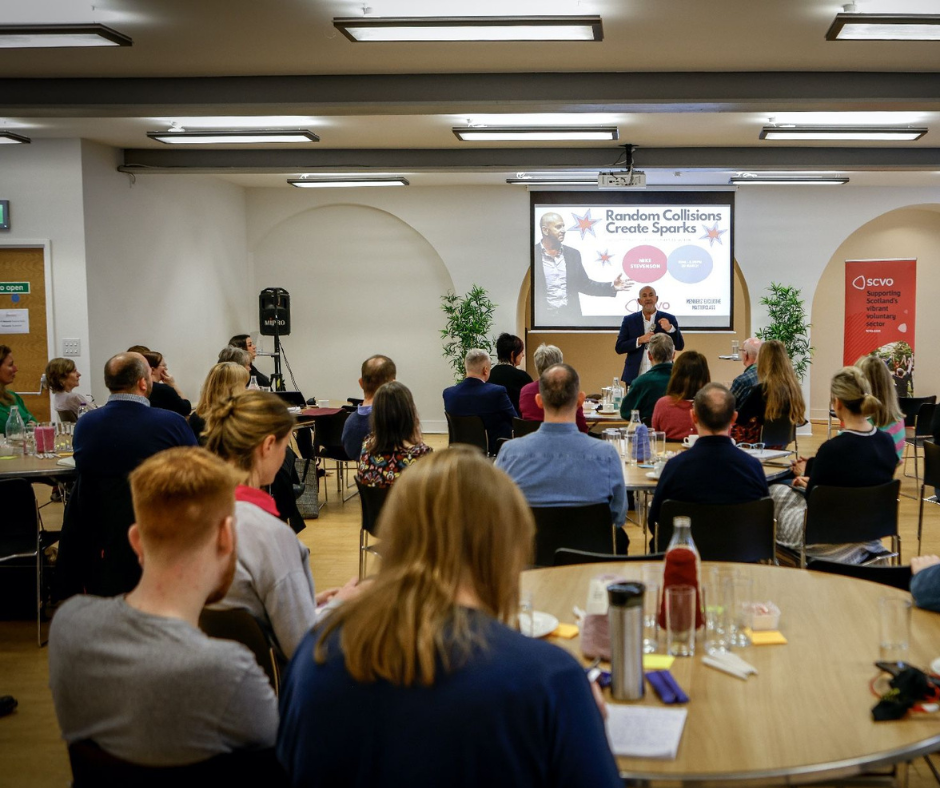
[2,424,940,786]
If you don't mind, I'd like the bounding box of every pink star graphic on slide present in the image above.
[596,249,614,267]
[568,209,600,240]
[699,222,728,247]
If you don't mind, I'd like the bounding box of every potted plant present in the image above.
[441,285,496,381]
[756,282,814,381]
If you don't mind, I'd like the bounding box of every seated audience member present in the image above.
[189,362,250,443]
[57,353,196,598]
[496,364,626,532]
[771,367,897,564]
[49,447,278,766]
[911,555,940,612]
[729,337,762,408]
[229,334,270,388]
[341,354,396,459]
[218,345,252,372]
[651,350,710,440]
[518,344,589,433]
[443,348,516,453]
[143,351,192,416]
[487,333,532,414]
[357,381,432,488]
[205,390,348,660]
[732,339,805,446]
[277,446,621,788]
[648,383,769,541]
[126,344,151,354]
[0,345,37,432]
[620,334,675,425]
[856,355,905,463]
[46,357,95,419]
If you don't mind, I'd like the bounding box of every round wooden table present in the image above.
[522,562,940,786]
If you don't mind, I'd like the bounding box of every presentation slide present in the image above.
[531,193,734,330]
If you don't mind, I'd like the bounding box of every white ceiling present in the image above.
[2,0,939,187]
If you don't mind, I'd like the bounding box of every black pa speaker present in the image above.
[259,287,291,336]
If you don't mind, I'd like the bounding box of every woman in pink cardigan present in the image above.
[652,351,710,440]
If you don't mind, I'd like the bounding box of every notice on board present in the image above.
[0,309,29,334]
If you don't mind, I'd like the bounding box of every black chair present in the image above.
[903,403,936,489]
[445,412,489,455]
[799,480,901,568]
[759,416,797,453]
[0,478,60,645]
[806,558,912,591]
[356,480,390,579]
[198,607,281,692]
[530,504,615,568]
[56,409,78,424]
[654,497,776,563]
[68,740,287,788]
[917,440,940,556]
[554,549,665,567]
[313,411,357,503]
[512,417,541,438]
[899,395,937,428]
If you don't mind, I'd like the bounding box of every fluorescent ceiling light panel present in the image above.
[506,178,597,185]
[0,131,31,144]
[454,126,618,141]
[760,125,927,141]
[288,177,409,188]
[826,13,940,41]
[148,129,319,144]
[334,16,602,42]
[729,176,849,185]
[0,24,132,48]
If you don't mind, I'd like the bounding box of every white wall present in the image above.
[81,141,252,404]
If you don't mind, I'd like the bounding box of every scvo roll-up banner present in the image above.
[843,259,917,398]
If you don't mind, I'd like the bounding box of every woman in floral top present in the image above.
[357,381,432,487]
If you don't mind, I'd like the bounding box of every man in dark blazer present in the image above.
[534,212,631,324]
[615,285,685,384]
[443,348,516,454]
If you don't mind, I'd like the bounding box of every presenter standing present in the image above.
[534,212,632,324]
[615,286,684,385]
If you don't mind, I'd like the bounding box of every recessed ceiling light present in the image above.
[288,177,409,188]
[454,126,618,142]
[0,24,132,48]
[760,125,927,141]
[334,15,603,42]
[0,131,31,144]
[826,13,940,41]
[148,129,320,144]
[729,175,849,185]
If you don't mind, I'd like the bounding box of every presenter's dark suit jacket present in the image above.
[615,310,685,384]
[533,243,617,323]
[443,377,516,454]
[57,399,197,599]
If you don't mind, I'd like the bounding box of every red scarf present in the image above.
[235,484,280,517]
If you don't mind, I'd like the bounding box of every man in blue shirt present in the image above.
[496,364,627,531]
[340,354,396,459]
[443,349,516,454]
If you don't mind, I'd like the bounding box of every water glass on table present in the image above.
[723,572,754,648]
[650,431,666,460]
[879,597,911,661]
[641,564,664,653]
[666,584,696,657]
[36,422,56,458]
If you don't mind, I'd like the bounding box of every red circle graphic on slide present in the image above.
[623,245,667,283]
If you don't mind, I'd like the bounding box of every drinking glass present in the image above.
[651,431,666,460]
[641,564,664,653]
[37,422,56,458]
[55,424,73,454]
[519,590,535,638]
[879,597,912,661]
[601,387,613,410]
[724,573,754,648]
[704,566,732,655]
[24,426,38,457]
[666,585,696,657]
[731,339,740,357]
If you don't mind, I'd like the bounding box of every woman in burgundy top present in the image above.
[652,351,710,440]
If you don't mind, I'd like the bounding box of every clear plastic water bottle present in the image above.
[624,409,642,465]
[611,377,624,411]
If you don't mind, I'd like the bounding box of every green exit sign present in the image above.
[0,200,8,230]
[0,282,29,294]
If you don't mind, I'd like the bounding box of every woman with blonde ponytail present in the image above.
[771,366,898,563]
[855,355,905,462]
[277,446,621,787]
[204,390,355,660]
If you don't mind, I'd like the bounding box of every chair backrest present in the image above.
[445,412,489,455]
[804,480,900,545]
[922,440,940,490]
[554,548,665,567]
[899,395,937,427]
[0,478,39,541]
[57,409,78,424]
[656,497,776,562]
[356,479,391,537]
[914,403,937,438]
[292,425,315,461]
[759,417,795,450]
[68,740,287,788]
[198,607,280,692]
[530,504,613,568]
[314,411,352,458]
[512,417,541,438]
[807,559,912,591]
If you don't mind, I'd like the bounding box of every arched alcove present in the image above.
[251,204,455,431]
[809,204,940,420]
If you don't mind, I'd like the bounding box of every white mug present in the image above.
[682,434,699,448]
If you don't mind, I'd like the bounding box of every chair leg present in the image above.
[924,754,940,785]
[919,484,927,556]
[359,529,368,580]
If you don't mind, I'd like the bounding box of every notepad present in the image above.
[550,623,579,639]
[605,705,688,759]
[744,628,788,645]
[642,654,675,670]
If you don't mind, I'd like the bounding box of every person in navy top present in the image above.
[277,446,622,788]
[615,285,684,384]
[443,348,517,453]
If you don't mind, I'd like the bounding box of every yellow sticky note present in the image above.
[745,628,788,645]
[550,623,580,639]
[643,654,676,670]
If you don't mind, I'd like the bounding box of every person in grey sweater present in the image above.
[49,447,278,766]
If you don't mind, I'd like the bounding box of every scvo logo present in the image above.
[852,275,894,290]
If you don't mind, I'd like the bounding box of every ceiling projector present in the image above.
[597,171,647,189]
